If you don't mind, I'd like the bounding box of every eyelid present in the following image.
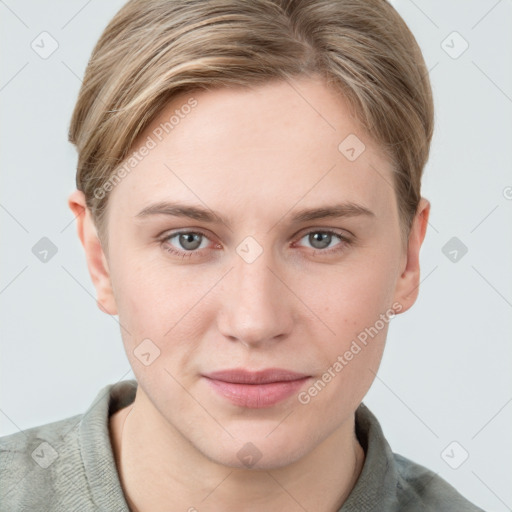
[159,226,351,243]
[292,227,352,244]
[158,227,353,258]
[159,227,213,241]
[159,229,218,259]
[159,229,219,248]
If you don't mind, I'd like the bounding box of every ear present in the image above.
[392,197,430,314]
[67,190,117,315]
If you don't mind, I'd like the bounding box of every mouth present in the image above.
[202,368,311,408]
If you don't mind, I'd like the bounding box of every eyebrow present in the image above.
[135,201,375,226]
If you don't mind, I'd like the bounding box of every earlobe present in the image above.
[392,198,431,314]
[67,190,118,315]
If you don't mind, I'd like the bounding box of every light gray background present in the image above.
[1,1,511,510]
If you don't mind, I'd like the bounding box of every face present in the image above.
[72,76,428,470]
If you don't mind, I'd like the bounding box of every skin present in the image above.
[69,75,429,512]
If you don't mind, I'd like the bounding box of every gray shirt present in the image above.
[0,379,484,511]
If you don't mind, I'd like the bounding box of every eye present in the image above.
[159,228,351,260]
[296,229,350,254]
[161,231,212,258]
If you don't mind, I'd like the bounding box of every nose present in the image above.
[217,245,295,349]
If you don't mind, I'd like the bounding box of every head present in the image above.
[68,0,433,469]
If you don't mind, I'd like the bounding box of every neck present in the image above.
[109,389,364,512]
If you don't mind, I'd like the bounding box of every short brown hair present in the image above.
[69,0,434,244]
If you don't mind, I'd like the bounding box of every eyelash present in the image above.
[159,229,352,259]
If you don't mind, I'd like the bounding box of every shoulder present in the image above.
[0,380,135,511]
[393,453,485,512]
[0,413,89,511]
[348,404,486,512]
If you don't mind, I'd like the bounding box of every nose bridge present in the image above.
[218,238,293,345]
[234,250,276,305]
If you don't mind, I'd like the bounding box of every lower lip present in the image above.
[204,377,310,408]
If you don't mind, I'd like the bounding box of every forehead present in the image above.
[109,77,396,222]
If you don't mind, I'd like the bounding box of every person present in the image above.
[0,0,485,510]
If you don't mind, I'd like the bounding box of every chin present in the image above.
[197,430,313,471]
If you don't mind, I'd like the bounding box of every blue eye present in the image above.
[162,231,210,258]
[297,230,350,255]
[159,229,350,260]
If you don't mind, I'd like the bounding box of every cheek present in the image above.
[109,248,219,352]
[294,248,399,390]
[305,252,399,334]
[295,263,395,417]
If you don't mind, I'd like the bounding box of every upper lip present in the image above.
[203,368,310,384]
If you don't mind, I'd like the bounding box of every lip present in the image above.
[204,368,309,384]
[202,368,311,408]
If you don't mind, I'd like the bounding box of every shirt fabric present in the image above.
[0,379,484,511]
